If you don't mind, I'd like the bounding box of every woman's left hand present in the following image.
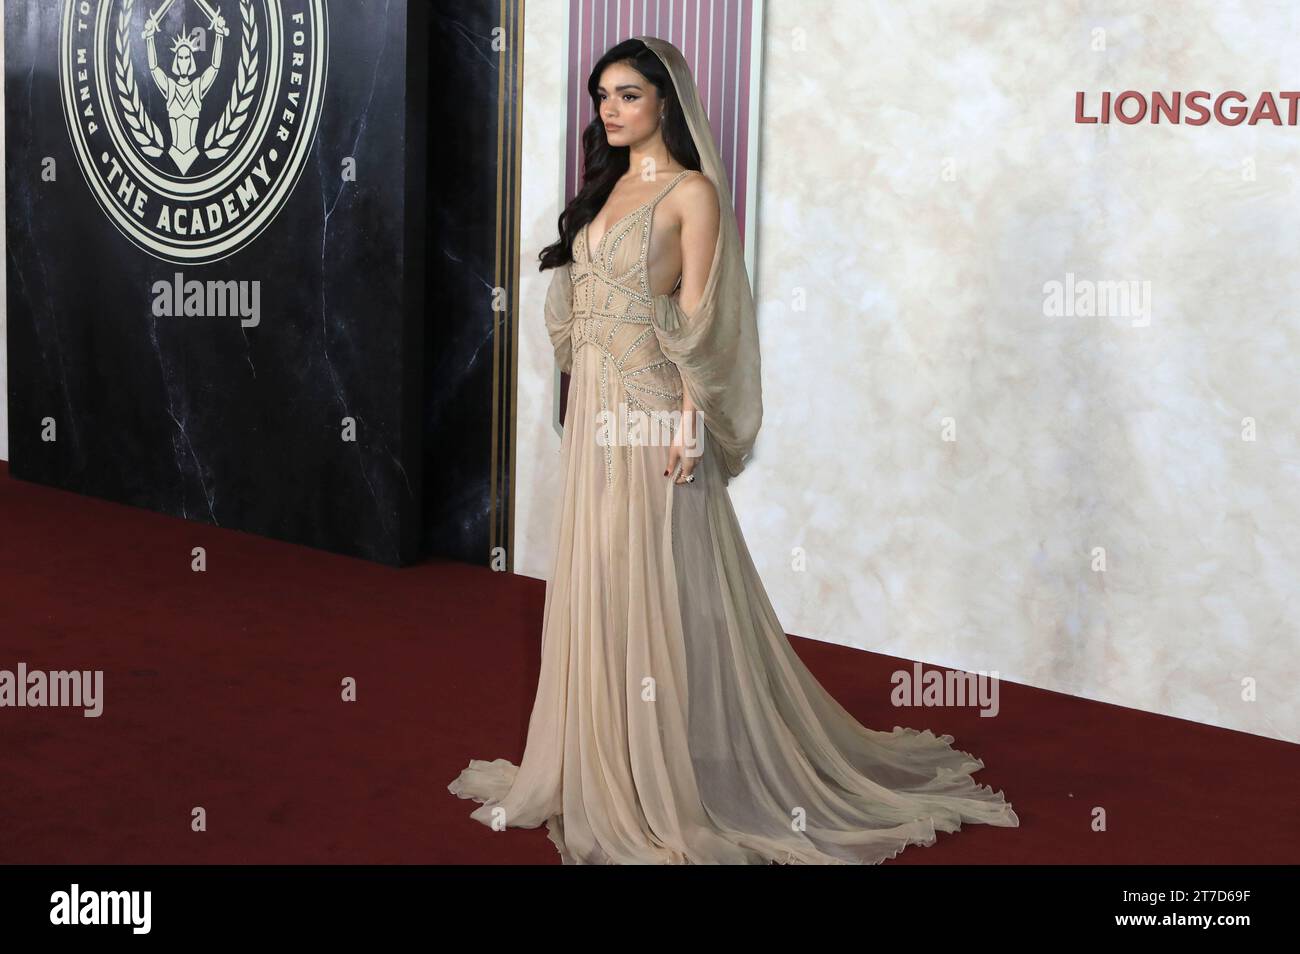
[666,409,699,485]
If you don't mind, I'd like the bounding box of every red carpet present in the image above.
[0,459,1294,864]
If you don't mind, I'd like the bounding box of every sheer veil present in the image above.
[635,35,763,485]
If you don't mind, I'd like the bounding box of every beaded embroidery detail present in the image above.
[570,170,693,487]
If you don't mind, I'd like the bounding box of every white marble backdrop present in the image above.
[513,0,1299,743]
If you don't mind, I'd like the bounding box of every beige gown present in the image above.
[448,169,1020,864]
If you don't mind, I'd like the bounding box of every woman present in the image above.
[449,36,1020,864]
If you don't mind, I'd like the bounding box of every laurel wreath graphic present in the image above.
[203,0,258,159]
[112,0,259,165]
[115,0,167,158]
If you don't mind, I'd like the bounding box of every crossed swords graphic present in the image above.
[147,0,223,35]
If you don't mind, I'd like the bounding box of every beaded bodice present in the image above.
[574,169,694,315]
[569,171,694,483]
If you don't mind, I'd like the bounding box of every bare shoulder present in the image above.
[676,171,717,209]
[668,171,719,226]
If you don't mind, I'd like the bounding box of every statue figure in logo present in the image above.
[142,2,230,174]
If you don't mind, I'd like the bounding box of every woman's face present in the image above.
[596,61,662,148]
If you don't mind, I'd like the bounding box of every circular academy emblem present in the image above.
[59,0,328,263]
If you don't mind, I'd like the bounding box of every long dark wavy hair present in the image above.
[538,38,702,272]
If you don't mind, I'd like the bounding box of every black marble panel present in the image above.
[420,0,515,567]
[5,0,431,565]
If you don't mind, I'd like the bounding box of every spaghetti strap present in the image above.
[646,169,693,211]
[641,170,695,295]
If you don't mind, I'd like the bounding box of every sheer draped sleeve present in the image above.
[649,206,762,485]
[543,262,576,373]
